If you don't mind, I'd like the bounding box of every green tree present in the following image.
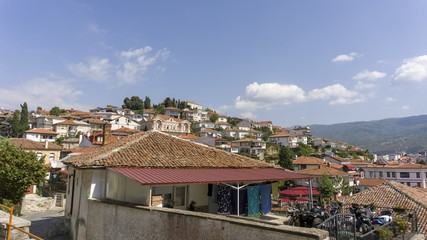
[8,110,21,137]
[50,106,67,116]
[144,96,151,109]
[122,96,144,113]
[278,145,294,170]
[209,113,219,123]
[163,97,173,108]
[294,142,314,157]
[0,140,46,203]
[19,102,30,134]
[318,174,334,201]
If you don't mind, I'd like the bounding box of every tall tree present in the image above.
[19,102,30,135]
[50,106,67,116]
[278,145,295,170]
[122,96,144,113]
[144,96,151,109]
[0,140,46,203]
[295,142,314,157]
[209,113,219,123]
[9,110,21,137]
[163,97,173,108]
[317,173,335,201]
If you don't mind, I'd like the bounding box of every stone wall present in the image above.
[0,211,31,240]
[78,199,329,240]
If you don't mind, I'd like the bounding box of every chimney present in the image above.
[103,123,112,145]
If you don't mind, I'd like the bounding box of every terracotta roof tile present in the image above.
[293,157,325,165]
[64,131,273,169]
[296,166,349,176]
[342,181,427,235]
[359,178,388,186]
[111,127,140,134]
[25,128,58,135]
[180,134,199,140]
[9,138,62,150]
[54,120,77,125]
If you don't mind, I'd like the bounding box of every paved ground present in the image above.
[20,194,70,240]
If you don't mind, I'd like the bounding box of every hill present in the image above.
[309,115,427,155]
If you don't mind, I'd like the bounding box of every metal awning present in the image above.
[109,167,311,185]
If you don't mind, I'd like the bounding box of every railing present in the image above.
[357,212,418,240]
[316,213,357,240]
[0,203,44,240]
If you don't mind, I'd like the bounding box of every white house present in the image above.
[186,100,203,110]
[268,133,308,148]
[23,128,58,142]
[139,114,190,136]
[108,116,140,131]
[53,120,91,138]
[362,163,427,188]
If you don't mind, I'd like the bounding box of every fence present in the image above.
[316,213,357,240]
[0,203,43,240]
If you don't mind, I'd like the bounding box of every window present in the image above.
[37,152,43,160]
[416,172,420,178]
[49,153,55,162]
[387,172,390,178]
[400,172,410,178]
[392,172,396,178]
[407,182,411,186]
[379,172,383,178]
[417,182,421,187]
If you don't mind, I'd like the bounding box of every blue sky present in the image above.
[1,1,427,127]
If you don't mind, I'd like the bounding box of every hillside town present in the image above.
[1,99,427,240]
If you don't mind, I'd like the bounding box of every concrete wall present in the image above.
[82,199,328,240]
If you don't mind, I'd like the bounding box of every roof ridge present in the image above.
[385,181,427,210]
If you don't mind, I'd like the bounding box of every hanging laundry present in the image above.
[217,185,231,214]
[231,188,247,215]
[260,183,272,214]
[247,185,260,217]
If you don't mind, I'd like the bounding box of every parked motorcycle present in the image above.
[289,207,330,228]
[350,204,374,234]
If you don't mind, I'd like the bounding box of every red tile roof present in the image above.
[64,131,274,169]
[9,138,62,150]
[110,167,310,185]
[25,128,58,135]
[296,166,349,177]
[54,120,77,125]
[180,134,199,140]
[342,181,427,235]
[111,126,140,134]
[359,178,387,187]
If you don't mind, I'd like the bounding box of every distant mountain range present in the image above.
[309,115,427,155]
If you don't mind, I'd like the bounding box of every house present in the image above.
[362,163,427,188]
[268,133,308,148]
[23,128,58,142]
[179,134,199,141]
[108,116,140,131]
[236,120,252,131]
[193,121,216,132]
[29,116,65,129]
[139,114,190,136]
[9,138,62,167]
[231,138,266,160]
[215,121,231,130]
[293,157,327,171]
[53,120,91,138]
[63,131,314,240]
[288,126,311,136]
[342,181,427,235]
[82,118,105,131]
[357,178,387,192]
[185,100,203,110]
[163,107,182,118]
[252,121,273,131]
[182,108,209,122]
[223,128,250,140]
[198,129,222,138]
[216,114,228,123]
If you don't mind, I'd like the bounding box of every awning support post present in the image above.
[308,179,313,210]
[222,183,250,216]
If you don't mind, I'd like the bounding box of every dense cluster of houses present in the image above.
[2,102,427,238]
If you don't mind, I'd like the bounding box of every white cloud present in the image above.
[355,81,376,90]
[393,55,427,83]
[332,52,360,63]
[116,47,170,84]
[69,46,170,85]
[69,58,112,82]
[0,77,85,110]
[307,84,364,105]
[233,82,306,110]
[233,82,364,111]
[353,70,386,80]
[402,105,410,110]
